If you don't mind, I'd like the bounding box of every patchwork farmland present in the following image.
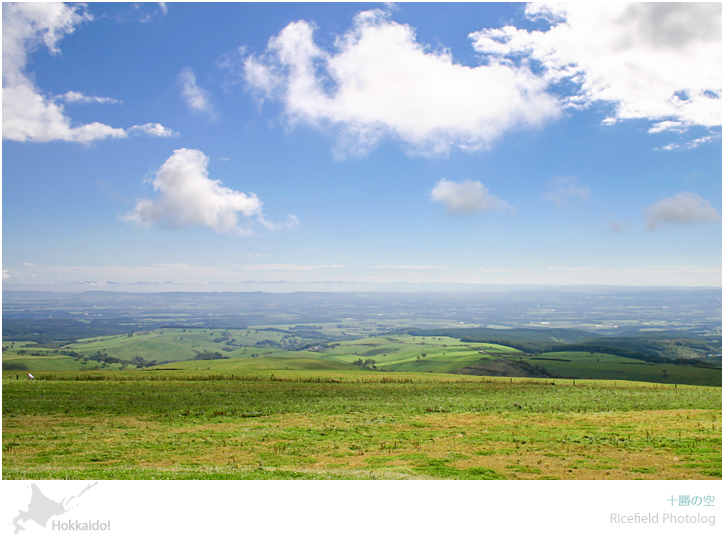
[3,290,721,480]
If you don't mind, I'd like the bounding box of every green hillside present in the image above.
[3,326,720,386]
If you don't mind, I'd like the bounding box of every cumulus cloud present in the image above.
[544,176,590,206]
[645,192,721,230]
[430,179,512,215]
[178,67,216,117]
[124,148,297,235]
[471,3,721,140]
[240,9,560,157]
[2,2,175,144]
[2,83,127,143]
[128,123,178,138]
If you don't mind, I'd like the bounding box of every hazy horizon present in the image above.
[3,281,722,295]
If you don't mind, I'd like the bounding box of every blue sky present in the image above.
[2,2,722,291]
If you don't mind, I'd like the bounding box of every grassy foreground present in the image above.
[3,370,721,480]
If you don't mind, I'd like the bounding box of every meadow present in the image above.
[3,291,721,481]
[2,370,721,480]
[3,328,720,386]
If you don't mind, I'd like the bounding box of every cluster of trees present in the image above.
[351,358,377,369]
[2,319,146,343]
[211,331,234,343]
[87,351,159,368]
[254,339,284,349]
[193,351,229,361]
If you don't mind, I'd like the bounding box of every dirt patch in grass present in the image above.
[455,359,552,378]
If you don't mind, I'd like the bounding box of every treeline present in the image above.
[402,327,721,365]
[85,351,159,369]
[403,327,593,355]
[460,338,542,354]
[544,336,720,365]
[160,320,254,330]
[192,351,229,361]
[542,343,661,362]
[3,319,148,344]
[405,327,595,344]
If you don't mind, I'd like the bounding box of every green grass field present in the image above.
[3,326,721,480]
[527,352,720,386]
[7,328,718,385]
[2,347,131,372]
[3,371,720,480]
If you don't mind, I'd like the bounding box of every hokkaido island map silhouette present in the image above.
[12,482,96,534]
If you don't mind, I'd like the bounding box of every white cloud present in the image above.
[124,148,297,235]
[132,2,168,23]
[656,133,722,151]
[2,84,128,143]
[471,2,721,139]
[128,123,178,138]
[2,2,175,144]
[241,9,560,157]
[648,121,686,135]
[55,91,122,105]
[544,176,590,206]
[645,192,721,230]
[178,67,216,117]
[430,179,512,215]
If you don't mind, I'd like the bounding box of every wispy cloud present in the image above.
[1,263,344,288]
[123,148,297,235]
[2,3,175,144]
[55,91,122,105]
[648,121,687,135]
[239,9,560,157]
[656,133,722,151]
[544,176,590,206]
[645,192,721,230]
[129,2,169,24]
[233,264,344,272]
[370,265,452,271]
[430,179,512,215]
[178,67,216,118]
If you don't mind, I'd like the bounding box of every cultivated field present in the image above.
[3,328,721,386]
